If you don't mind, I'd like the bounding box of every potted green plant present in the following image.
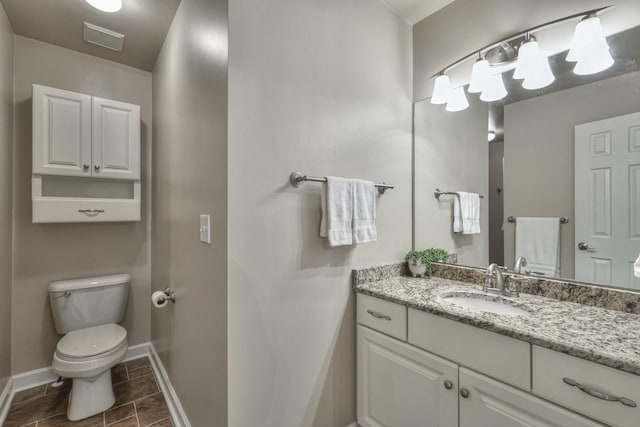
[404,248,449,278]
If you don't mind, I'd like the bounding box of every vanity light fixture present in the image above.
[568,15,614,75]
[468,55,491,94]
[431,74,451,105]
[428,5,613,112]
[445,86,470,112]
[85,0,122,13]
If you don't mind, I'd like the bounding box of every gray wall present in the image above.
[413,0,640,101]
[151,0,228,425]
[414,99,489,266]
[227,0,412,425]
[503,71,640,275]
[12,36,152,373]
[0,3,13,393]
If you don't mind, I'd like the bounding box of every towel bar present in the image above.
[508,216,569,224]
[434,189,485,199]
[289,171,394,195]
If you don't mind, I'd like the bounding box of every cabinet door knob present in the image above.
[83,164,90,171]
[443,380,453,390]
[94,165,101,171]
[460,388,470,399]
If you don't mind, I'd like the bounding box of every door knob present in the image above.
[578,242,596,252]
[443,380,454,390]
[460,388,470,398]
[83,164,89,171]
[94,165,101,172]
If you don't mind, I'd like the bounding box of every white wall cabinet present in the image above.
[32,85,92,177]
[32,84,141,223]
[357,326,458,427]
[356,294,617,427]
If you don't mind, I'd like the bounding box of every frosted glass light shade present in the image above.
[567,16,608,62]
[513,40,539,80]
[468,59,490,94]
[480,72,507,102]
[85,0,122,12]
[431,74,451,105]
[445,87,469,112]
[522,56,555,89]
[574,45,614,75]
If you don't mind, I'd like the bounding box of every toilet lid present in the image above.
[57,324,127,359]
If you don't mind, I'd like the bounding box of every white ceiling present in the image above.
[1,0,180,71]
[383,0,456,25]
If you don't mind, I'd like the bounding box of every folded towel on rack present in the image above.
[453,192,481,234]
[515,217,560,278]
[320,177,354,247]
[353,179,377,244]
[634,253,640,278]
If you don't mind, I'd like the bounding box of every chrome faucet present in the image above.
[483,263,519,297]
[484,263,505,293]
[515,256,528,274]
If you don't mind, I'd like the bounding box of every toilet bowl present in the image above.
[48,273,131,421]
[52,323,128,421]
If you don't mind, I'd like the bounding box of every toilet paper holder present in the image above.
[157,288,176,304]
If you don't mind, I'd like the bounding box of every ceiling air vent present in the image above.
[83,22,125,51]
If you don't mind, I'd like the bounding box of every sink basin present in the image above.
[442,293,530,317]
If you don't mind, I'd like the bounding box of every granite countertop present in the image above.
[355,275,640,376]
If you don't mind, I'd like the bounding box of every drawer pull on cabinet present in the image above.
[562,377,637,408]
[443,380,453,390]
[366,309,391,321]
[79,209,105,214]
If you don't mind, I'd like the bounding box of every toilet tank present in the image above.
[48,273,131,334]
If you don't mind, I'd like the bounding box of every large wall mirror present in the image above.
[414,10,640,290]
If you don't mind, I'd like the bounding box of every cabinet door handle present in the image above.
[366,309,391,321]
[443,380,453,390]
[562,377,637,408]
[94,165,101,171]
[83,164,90,171]
[459,388,470,399]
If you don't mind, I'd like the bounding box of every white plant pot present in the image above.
[408,260,428,278]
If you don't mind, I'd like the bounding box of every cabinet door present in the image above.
[459,368,604,427]
[92,96,140,180]
[358,325,459,427]
[33,85,92,177]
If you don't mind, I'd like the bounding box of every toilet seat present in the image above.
[56,323,127,360]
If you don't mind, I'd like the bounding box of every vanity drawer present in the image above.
[357,294,407,341]
[408,309,531,390]
[532,346,640,427]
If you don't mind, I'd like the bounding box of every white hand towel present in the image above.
[353,179,377,244]
[320,177,353,247]
[453,192,481,235]
[515,217,560,277]
[634,254,640,278]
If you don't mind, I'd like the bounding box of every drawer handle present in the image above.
[563,377,637,408]
[366,309,391,321]
[79,209,105,214]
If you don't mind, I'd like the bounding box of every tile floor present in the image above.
[4,357,173,427]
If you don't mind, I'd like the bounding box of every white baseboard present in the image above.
[0,377,14,427]
[11,342,152,392]
[149,343,191,427]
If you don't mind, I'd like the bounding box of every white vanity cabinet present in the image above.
[356,294,613,427]
[357,326,459,427]
[32,84,141,223]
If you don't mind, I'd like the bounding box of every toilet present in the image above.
[48,273,131,421]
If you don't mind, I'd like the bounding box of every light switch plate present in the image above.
[199,214,211,243]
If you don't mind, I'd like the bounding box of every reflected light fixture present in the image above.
[468,56,490,94]
[446,86,470,112]
[568,15,613,75]
[428,6,613,112]
[431,74,451,105]
[85,0,122,13]
[480,72,507,102]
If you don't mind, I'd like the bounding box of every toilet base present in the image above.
[67,369,116,421]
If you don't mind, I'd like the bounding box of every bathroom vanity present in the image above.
[354,263,640,427]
